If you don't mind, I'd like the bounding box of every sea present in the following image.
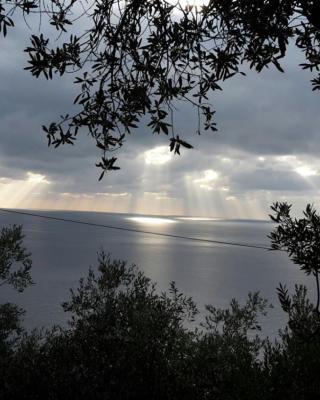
[0,209,314,338]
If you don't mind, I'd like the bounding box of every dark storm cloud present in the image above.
[169,45,320,158]
[230,168,311,192]
[1,22,320,213]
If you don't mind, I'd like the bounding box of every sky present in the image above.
[0,4,320,219]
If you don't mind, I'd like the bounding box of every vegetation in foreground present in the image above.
[0,203,320,399]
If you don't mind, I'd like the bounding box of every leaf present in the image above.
[273,59,284,73]
[178,139,193,149]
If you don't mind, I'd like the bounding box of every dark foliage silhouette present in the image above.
[0,225,32,361]
[0,212,319,398]
[1,203,320,397]
[270,202,320,313]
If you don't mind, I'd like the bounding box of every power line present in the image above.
[0,208,275,251]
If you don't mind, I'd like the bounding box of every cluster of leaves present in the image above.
[269,202,320,312]
[0,225,32,358]
[1,1,320,175]
[0,224,33,292]
[0,252,270,400]
[264,285,320,399]
[266,202,320,398]
[0,1,38,37]
[0,247,319,399]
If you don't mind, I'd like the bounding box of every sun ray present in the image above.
[0,172,50,209]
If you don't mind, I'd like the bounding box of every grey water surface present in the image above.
[0,209,314,338]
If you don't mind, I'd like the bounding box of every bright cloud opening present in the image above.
[295,165,318,177]
[277,155,319,179]
[194,169,219,190]
[27,172,50,184]
[144,146,173,165]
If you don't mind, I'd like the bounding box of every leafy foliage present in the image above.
[264,284,320,400]
[0,303,25,353]
[0,251,272,400]
[0,225,33,378]
[265,203,320,399]
[194,292,271,400]
[1,244,320,398]
[269,202,320,312]
[1,1,320,175]
[0,225,33,292]
[1,209,320,397]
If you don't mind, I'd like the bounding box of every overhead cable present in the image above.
[0,208,275,251]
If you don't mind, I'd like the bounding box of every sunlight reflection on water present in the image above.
[126,216,178,225]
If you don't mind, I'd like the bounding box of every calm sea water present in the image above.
[0,209,314,337]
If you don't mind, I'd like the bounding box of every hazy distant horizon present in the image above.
[0,206,272,223]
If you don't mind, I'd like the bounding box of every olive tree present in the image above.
[0,225,33,351]
[264,203,320,398]
[269,202,320,314]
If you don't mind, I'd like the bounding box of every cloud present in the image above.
[0,24,320,218]
[193,170,219,190]
[144,146,173,165]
